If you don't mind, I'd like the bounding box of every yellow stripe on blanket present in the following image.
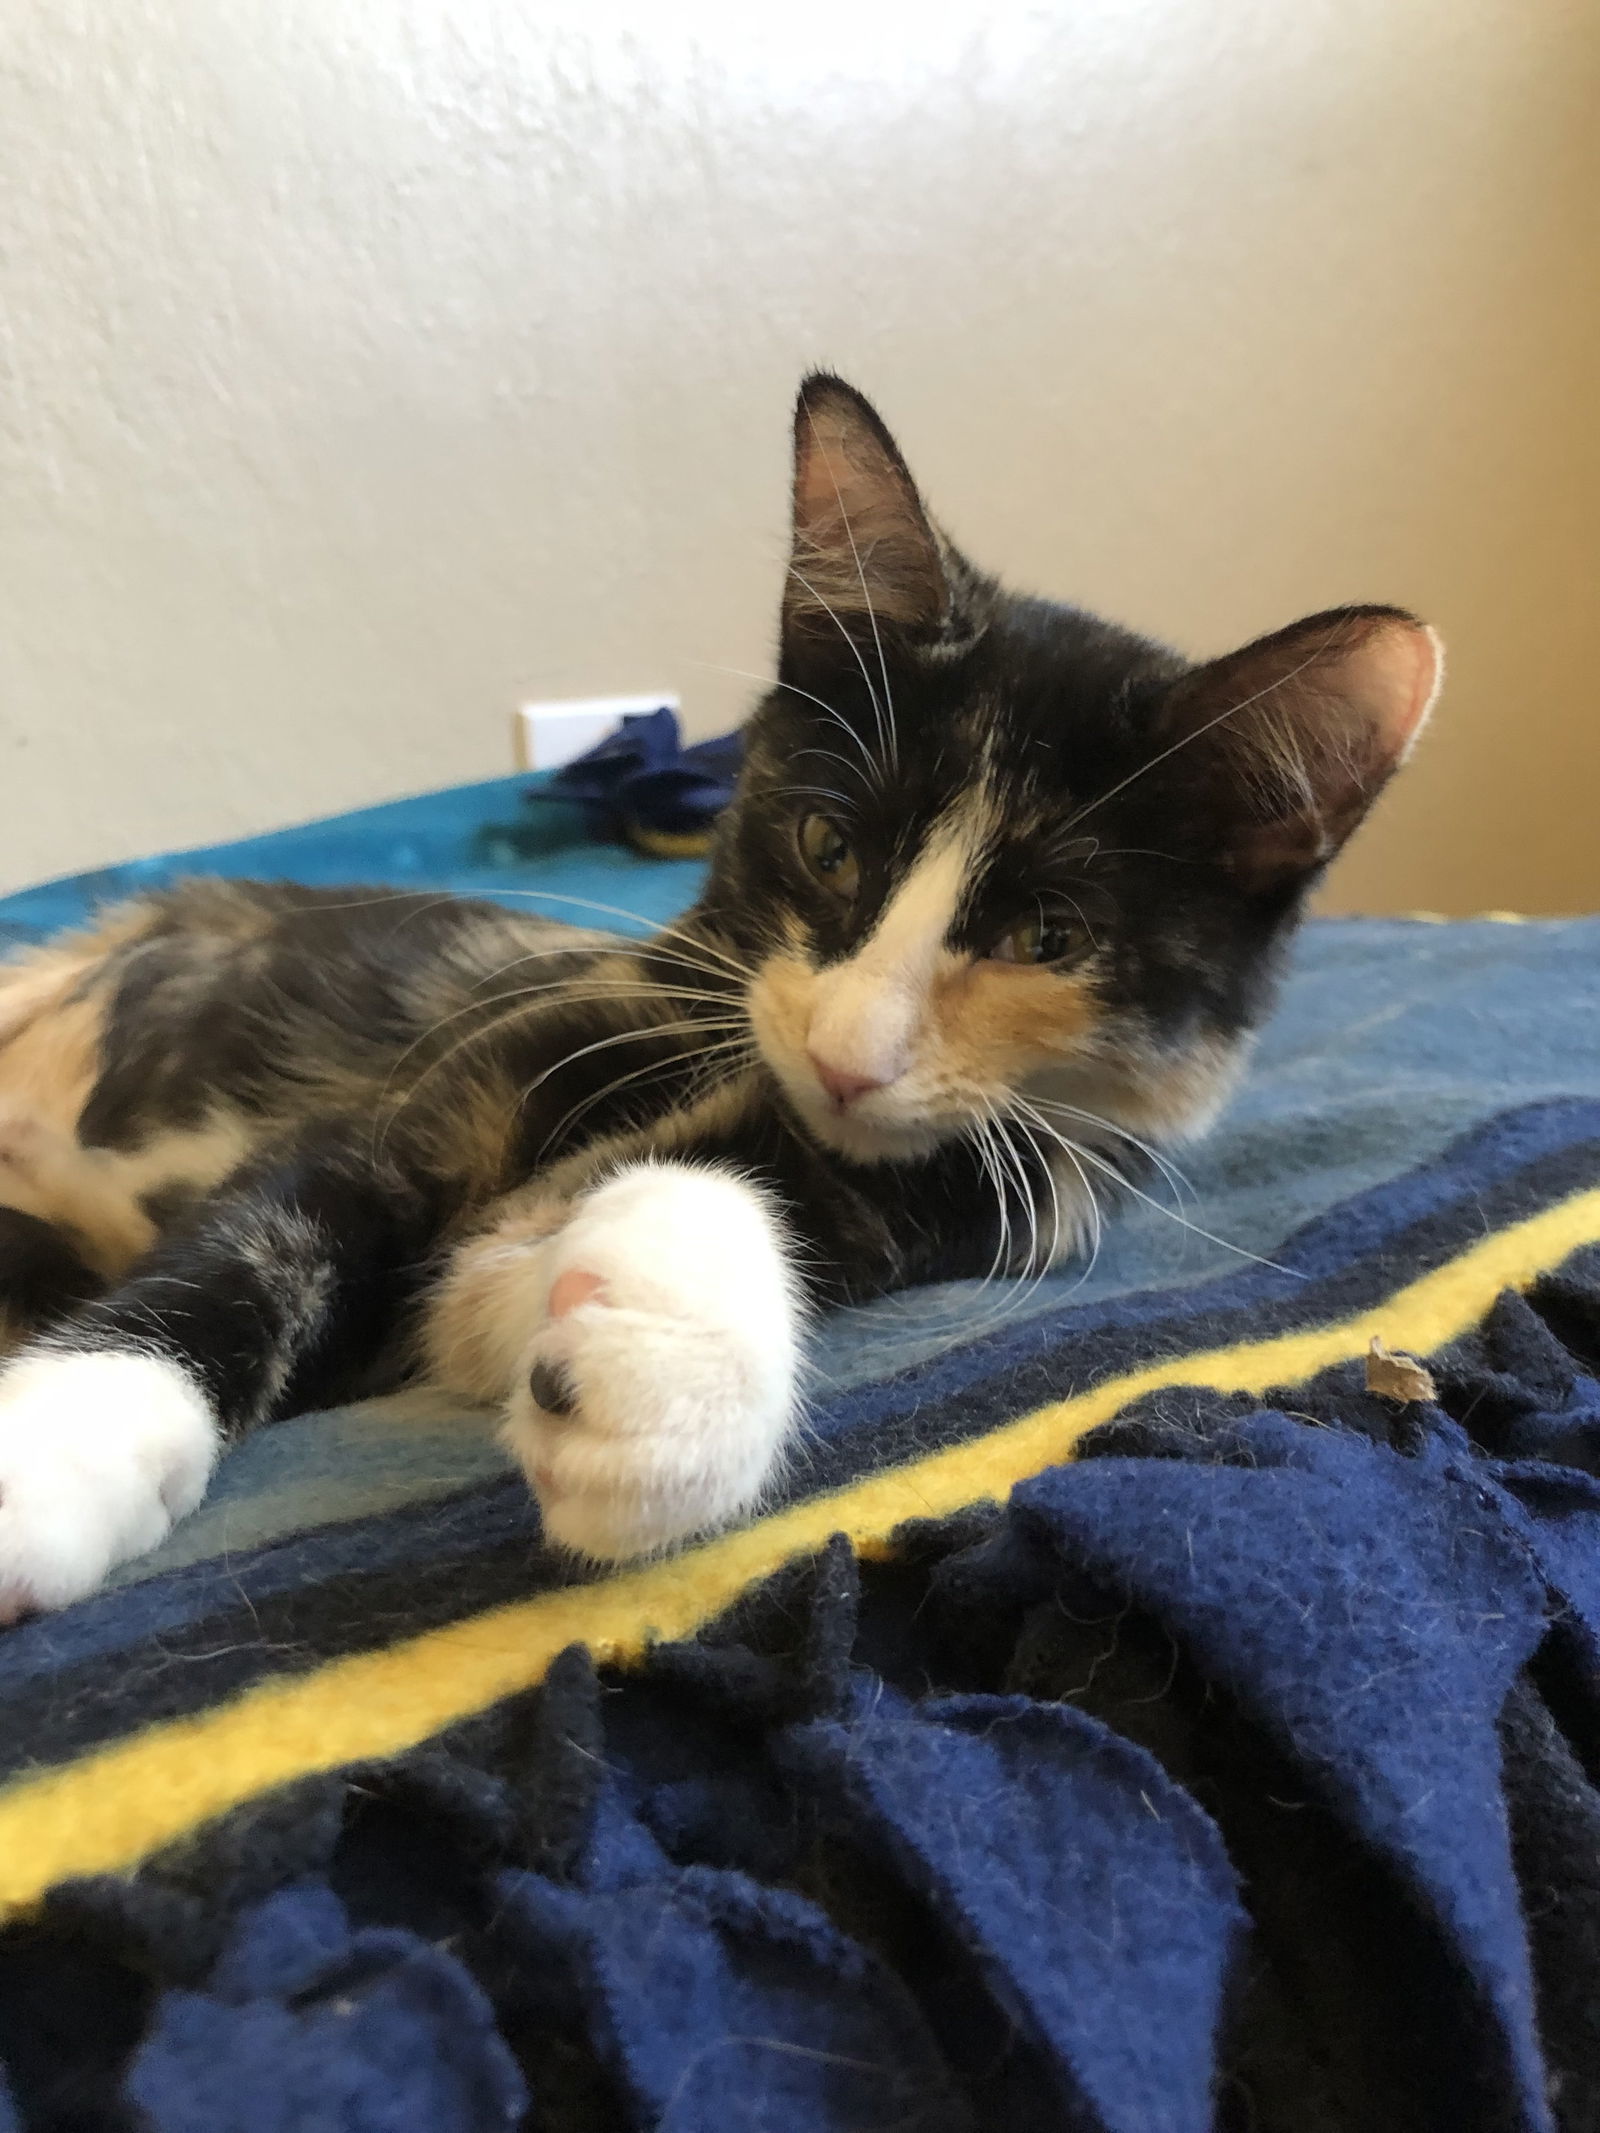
[2,1182,1599,1917]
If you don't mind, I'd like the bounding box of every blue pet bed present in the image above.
[0,777,1597,2132]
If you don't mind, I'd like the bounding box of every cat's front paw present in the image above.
[0,1350,218,1619]
[502,1164,801,1561]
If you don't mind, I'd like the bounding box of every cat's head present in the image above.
[701,375,1441,1165]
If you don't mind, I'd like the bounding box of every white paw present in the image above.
[0,1349,218,1618]
[501,1164,801,1562]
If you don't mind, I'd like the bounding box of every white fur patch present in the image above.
[0,1349,218,1618]
[500,1162,801,1561]
[804,801,985,1090]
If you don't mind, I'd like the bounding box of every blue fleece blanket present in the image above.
[0,777,1597,2132]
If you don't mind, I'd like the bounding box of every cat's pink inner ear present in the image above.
[786,378,949,636]
[1343,618,1445,768]
[794,397,878,532]
[1161,606,1445,892]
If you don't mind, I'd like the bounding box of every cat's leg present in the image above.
[0,1132,441,1616]
[425,1162,802,1560]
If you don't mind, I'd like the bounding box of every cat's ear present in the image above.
[782,374,952,652]
[1159,606,1443,894]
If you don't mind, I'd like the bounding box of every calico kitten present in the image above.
[0,376,1442,1613]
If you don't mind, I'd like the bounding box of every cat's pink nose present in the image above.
[808,1052,889,1108]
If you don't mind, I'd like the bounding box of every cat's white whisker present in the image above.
[987,1109,1071,1330]
[1012,1099,1298,1278]
[534,1036,756,1162]
[690,659,882,791]
[786,563,894,782]
[1005,1117,1080,1323]
[943,1104,1047,1347]
[1063,633,1343,833]
[469,892,755,985]
[1026,1095,1196,1208]
[976,1115,1013,1295]
[769,784,853,809]
[1007,1097,1103,1295]
[517,1018,752,1104]
[370,975,748,1161]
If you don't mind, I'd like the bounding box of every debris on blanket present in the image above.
[1366,1334,1438,1404]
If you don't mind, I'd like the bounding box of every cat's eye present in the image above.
[797,814,860,900]
[988,915,1079,966]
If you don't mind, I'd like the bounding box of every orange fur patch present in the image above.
[930,959,1101,1087]
[0,1112,156,1279]
[746,953,813,1075]
[0,952,113,1138]
[0,923,138,1275]
[0,901,205,1281]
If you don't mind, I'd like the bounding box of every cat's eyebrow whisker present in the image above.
[689,660,882,790]
[786,562,894,781]
[1070,846,1189,866]
[798,677,887,792]
[768,784,854,809]
[1062,632,1342,832]
[794,745,877,793]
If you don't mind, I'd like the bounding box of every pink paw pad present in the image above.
[547,1268,606,1321]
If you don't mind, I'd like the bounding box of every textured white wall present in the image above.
[1,0,1596,909]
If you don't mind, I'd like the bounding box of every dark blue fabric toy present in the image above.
[532,706,743,857]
